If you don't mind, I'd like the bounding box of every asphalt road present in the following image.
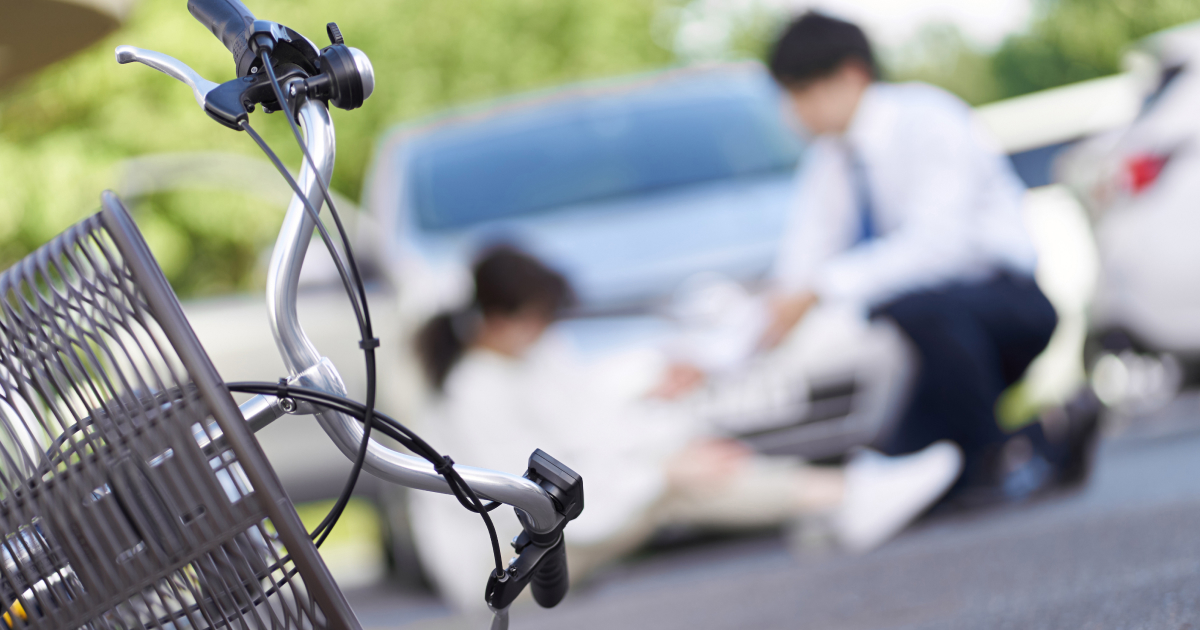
[343,396,1200,630]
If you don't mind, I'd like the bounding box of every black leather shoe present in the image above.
[1043,388,1103,487]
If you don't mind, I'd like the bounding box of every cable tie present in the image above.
[358,337,380,350]
[277,377,288,401]
[434,455,455,476]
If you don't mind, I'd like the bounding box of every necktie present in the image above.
[849,150,876,244]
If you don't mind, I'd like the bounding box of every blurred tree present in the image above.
[662,0,777,63]
[12,0,1198,296]
[727,0,1200,105]
[0,0,675,296]
[884,23,1001,106]
[991,0,1200,98]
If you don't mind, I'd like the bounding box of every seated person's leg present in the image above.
[567,439,963,577]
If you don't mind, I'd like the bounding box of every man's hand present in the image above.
[647,363,706,400]
[758,291,818,350]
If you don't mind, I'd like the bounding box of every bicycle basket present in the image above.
[0,192,358,630]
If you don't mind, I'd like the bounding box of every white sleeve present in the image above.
[526,349,673,545]
[812,116,979,307]
[445,348,670,546]
[772,139,855,295]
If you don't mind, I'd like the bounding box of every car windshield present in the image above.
[406,74,802,230]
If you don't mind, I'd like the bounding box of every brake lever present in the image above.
[117,43,309,130]
[115,46,219,109]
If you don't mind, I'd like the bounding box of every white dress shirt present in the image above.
[772,82,1037,308]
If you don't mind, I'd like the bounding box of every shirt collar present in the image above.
[843,82,889,154]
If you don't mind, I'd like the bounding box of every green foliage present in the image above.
[992,0,1200,98]
[730,0,1200,106]
[887,0,1200,105]
[884,23,1002,106]
[17,0,1198,297]
[0,0,674,296]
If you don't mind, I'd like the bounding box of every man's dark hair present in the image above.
[768,12,878,87]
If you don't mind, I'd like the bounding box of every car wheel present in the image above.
[1086,330,1182,414]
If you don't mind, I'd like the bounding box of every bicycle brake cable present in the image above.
[226,381,507,575]
[259,50,370,330]
[244,49,504,571]
[259,47,378,547]
[238,119,374,547]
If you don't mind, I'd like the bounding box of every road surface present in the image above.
[343,396,1200,629]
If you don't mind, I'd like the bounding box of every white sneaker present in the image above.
[835,440,963,553]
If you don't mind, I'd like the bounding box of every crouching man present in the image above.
[762,12,1091,500]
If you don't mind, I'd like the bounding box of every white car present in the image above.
[1055,21,1200,412]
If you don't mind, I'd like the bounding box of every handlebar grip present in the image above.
[186,0,257,77]
[529,539,569,608]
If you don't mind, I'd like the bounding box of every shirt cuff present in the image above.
[813,260,877,308]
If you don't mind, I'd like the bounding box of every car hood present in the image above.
[404,172,795,310]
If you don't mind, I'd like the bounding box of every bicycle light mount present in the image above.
[486,450,584,616]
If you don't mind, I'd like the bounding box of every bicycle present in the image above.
[0,1,582,629]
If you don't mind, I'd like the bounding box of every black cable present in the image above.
[228,382,506,570]
[259,51,371,333]
[236,121,363,329]
[226,382,507,573]
[310,358,374,548]
[240,73,373,545]
[227,382,493,512]
[258,48,379,546]
[240,48,504,573]
[239,119,375,546]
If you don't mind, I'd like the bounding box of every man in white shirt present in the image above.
[762,13,1089,500]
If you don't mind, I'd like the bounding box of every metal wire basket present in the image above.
[0,192,358,630]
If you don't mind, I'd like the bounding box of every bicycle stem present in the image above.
[259,95,563,535]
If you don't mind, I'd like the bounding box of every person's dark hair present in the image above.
[767,12,878,87]
[415,245,573,390]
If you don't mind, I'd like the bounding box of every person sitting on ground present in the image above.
[758,12,1098,502]
[407,245,963,611]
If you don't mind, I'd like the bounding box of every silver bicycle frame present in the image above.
[116,46,562,535]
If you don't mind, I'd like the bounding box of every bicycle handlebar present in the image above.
[122,5,581,613]
[186,0,257,77]
[120,29,561,537]
[263,99,564,534]
[121,11,566,534]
